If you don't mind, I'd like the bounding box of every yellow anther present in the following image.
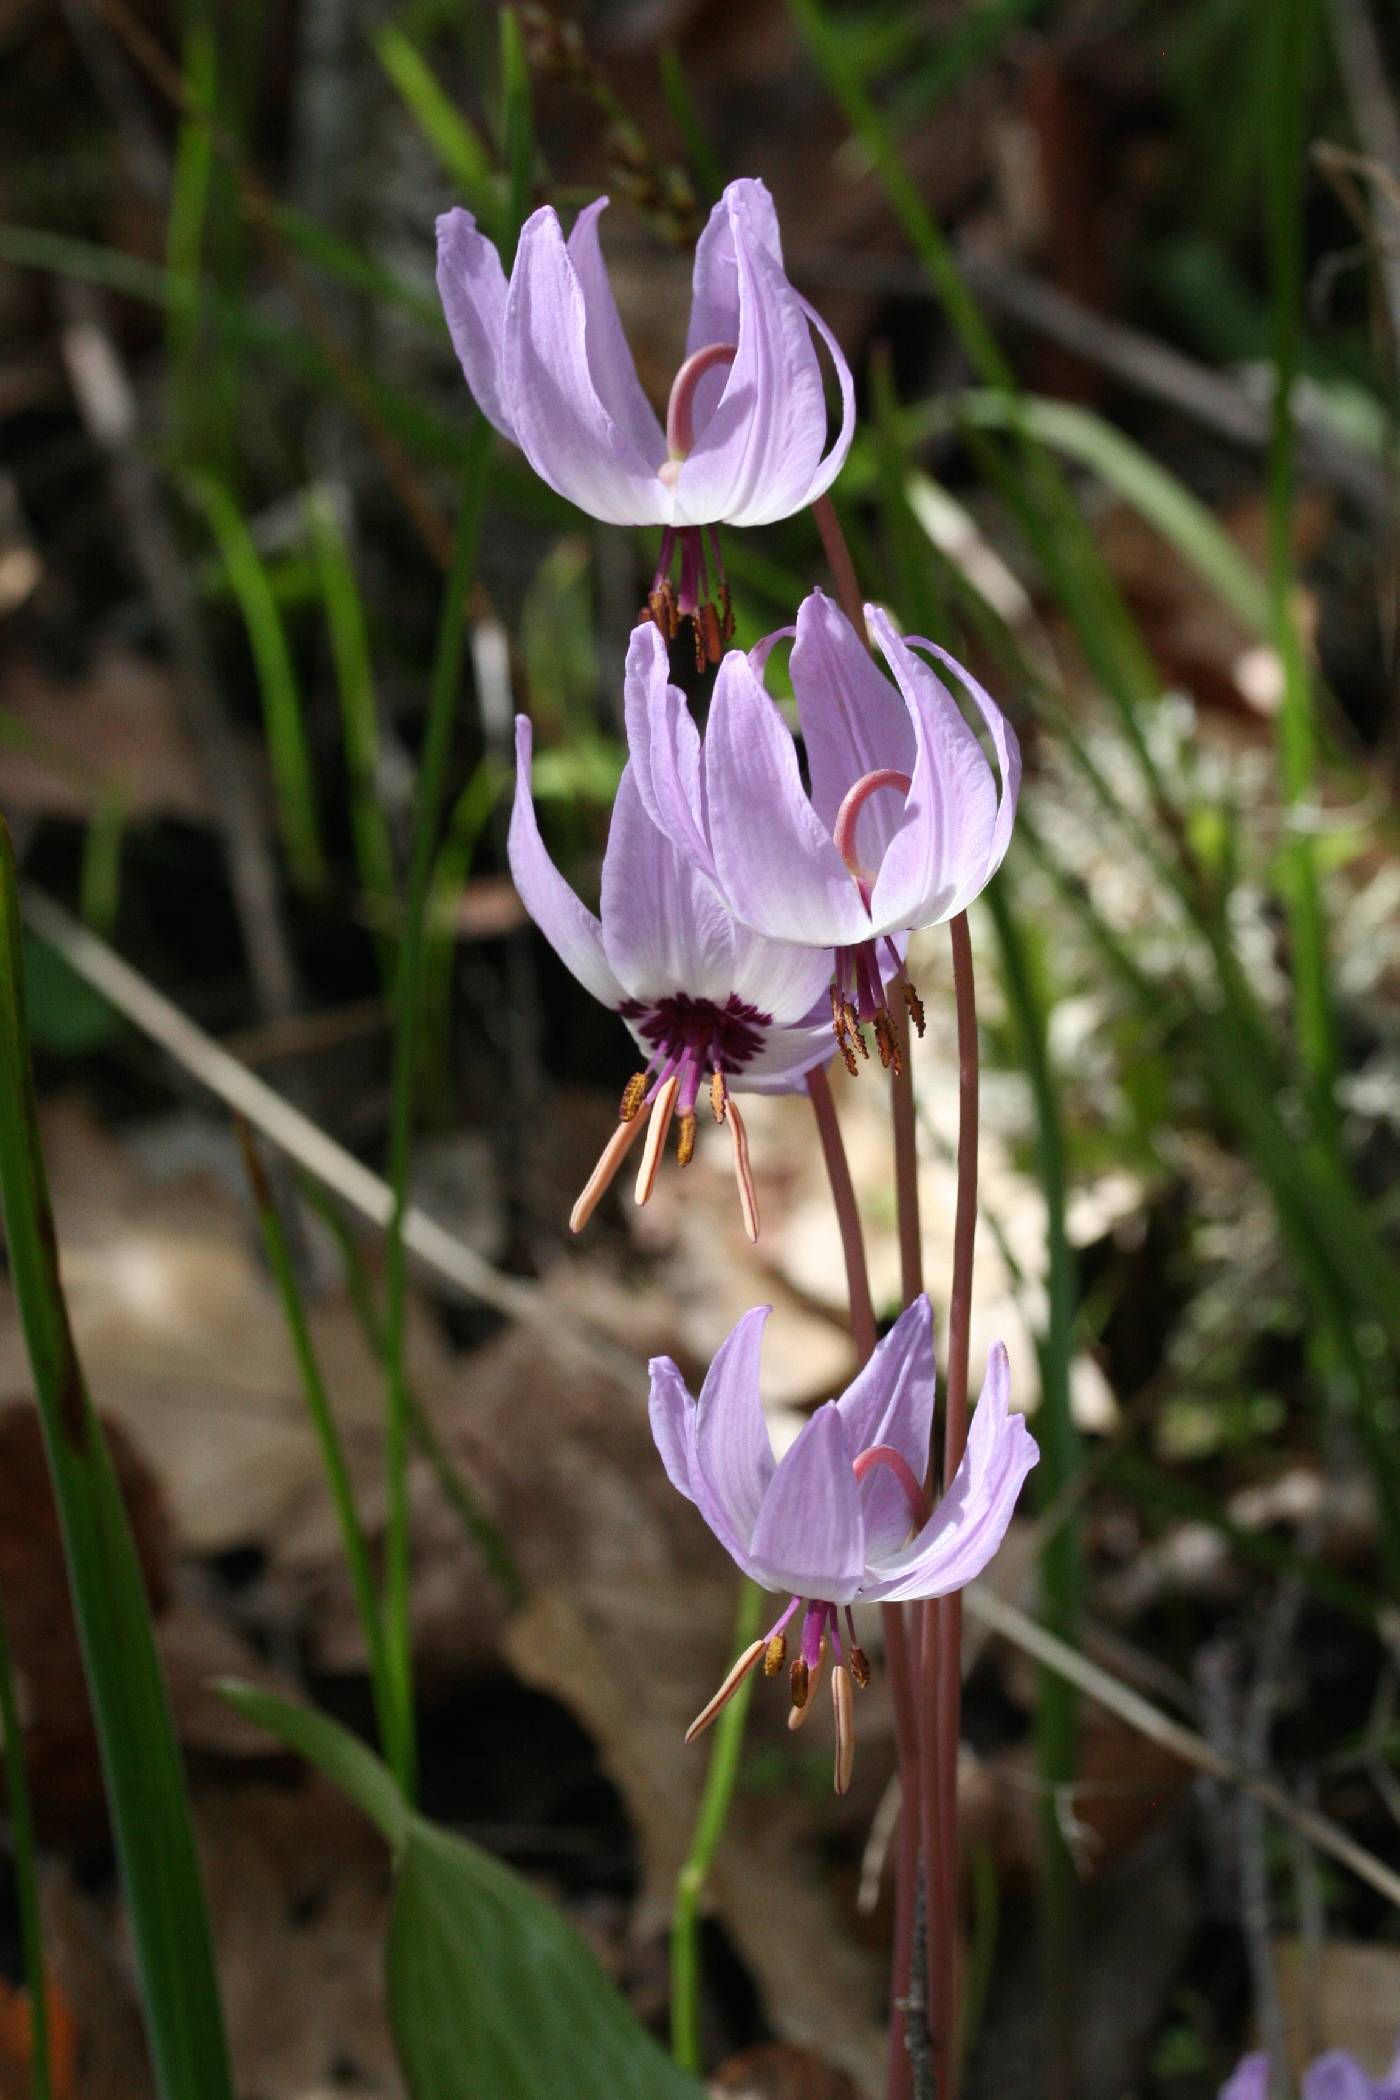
[710,1068,728,1123]
[619,1071,648,1122]
[676,1111,697,1167]
[788,1656,810,1711]
[764,1634,786,1677]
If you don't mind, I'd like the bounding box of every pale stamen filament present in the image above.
[727,1098,759,1242]
[635,1072,681,1206]
[570,1110,650,1234]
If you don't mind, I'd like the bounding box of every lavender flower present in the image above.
[509,670,840,1239]
[1223,2048,1400,2100]
[649,1295,1037,1791]
[436,179,854,663]
[625,588,1019,1072]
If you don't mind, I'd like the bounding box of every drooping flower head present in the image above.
[509,654,847,1238]
[649,1295,1037,1791]
[625,588,1019,1073]
[437,179,854,666]
[1222,2044,1400,2100]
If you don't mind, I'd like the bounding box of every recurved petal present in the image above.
[691,1305,777,1555]
[622,621,715,879]
[508,717,626,1010]
[435,209,516,440]
[600,767,736,1003]
[746,1403,867,1604]
[860,1344,1036,1603]
[836,1295,935,1554]
[687,178,786,357]
[566,199,667,467]
[705,650,872,948]
[912,636,1021,904]
[673,193,831,529]
[791,589,916,847]
[504,207,669,525]
[865,609,1000,938]
[648,1356,698,1505]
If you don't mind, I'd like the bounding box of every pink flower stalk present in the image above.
[509,710,840,1241]
[625,588,1019,1073]
[649,1295,1037,1792]
[436,179,854,665]
[1223,2046,1400,2100]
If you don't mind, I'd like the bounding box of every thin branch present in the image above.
[966,1585,1400,1912]
[19,888,642,1389]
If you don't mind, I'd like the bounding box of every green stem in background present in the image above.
[670,1578,764,2072]
[0,818,235,2100]
[164,10,217,465]
[985,876,1082,2100]
[185,472,327,893]
[1262,0,1336,1138]
[0,1597,51,2100]
[300,1174,525,1611]
[305,487,398,991]
[237,1124,398,1755]
[498,9,534,263]
[380,419,493,1802]
[658,44,725,206]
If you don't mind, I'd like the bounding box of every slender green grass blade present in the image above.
[164,16,217,465]
[216,1683,407,1847]
[670,1579,762,2071]
[297,1175,525,1609]
[986,875,1082,2089]
[0,1598,51,2100]
[236,1124,398,1755]
[78,786,127,941]
[0,819,235,2100]
[186,472,327,893]
[305,487,398,988]
[658,46,725,204]
[498,10,533,266]
[1262,0,1336,1135]
[375,25,502,234]
[380,416,494,1802]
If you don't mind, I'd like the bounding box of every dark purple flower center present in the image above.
[619,990,772,1084]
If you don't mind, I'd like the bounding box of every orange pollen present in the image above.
[676,1111,697,1167]
[619,1071,648,1122]
[764,1634,787,1677]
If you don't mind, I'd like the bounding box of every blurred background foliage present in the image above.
[0,0,1398,2095]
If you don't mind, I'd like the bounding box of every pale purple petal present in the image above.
[508,717,626,1009]
[674,186,835,529]
[836,1295,935,1555]
[504,207,668,525]
[912,636,1021,904]
[790,289,858,511]
[865,609,1001,938]
[1303,2058,1375,2100]
[861,1344,1037,1602]
[1219,2058,1272,2100]
[648,1357,697,1505]
[726,924,834,1029]
[685,178,785,430]
[621,621,715,880]
[600,767,736,1003]
[692,1305,776,1554]
[746,1402,866,1603]
[730,1013,835,1094]
[705,649,872,947]
[435,209,516,441]
[566,199,666,467]
[790,589,916,850]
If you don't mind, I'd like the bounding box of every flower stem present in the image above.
[670,1576,764,2071]
[811,491,867,641]
[807,1063,876,1359]
[928,910,980,2100]
[807,1062,920,2100]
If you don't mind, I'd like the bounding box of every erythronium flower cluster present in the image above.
[1223,2046,1400,2100]
[626,586,1020,1070]
[509,692,845,1240]
[437,178,854,665]
[649,1296,1036,1791]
